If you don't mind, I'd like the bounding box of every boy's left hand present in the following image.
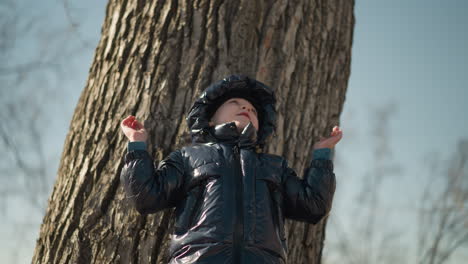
[313,126,343,150]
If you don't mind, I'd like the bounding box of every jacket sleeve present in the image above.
[281,153,336,224]
[120,146,186,215]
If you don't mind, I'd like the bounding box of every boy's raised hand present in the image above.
[120,115,148,142]
[313,125,343,150]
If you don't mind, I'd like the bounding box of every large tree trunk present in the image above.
[32,0,354,263]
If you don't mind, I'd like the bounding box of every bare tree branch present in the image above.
[417,138,468,264]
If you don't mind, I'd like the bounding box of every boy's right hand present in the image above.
[121,115,148,142]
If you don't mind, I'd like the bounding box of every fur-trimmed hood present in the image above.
[185,74,277,150]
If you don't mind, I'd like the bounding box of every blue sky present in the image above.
[1,0,467,263]
[350,0,468,157]
[326,1,468,262]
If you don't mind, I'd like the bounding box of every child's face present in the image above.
[209,97,259,133]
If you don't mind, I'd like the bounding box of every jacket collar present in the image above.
[210,121,257,148]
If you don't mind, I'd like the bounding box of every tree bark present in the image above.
[32,0,354,263]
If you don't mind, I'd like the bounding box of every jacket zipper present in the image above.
[232,143,243,263]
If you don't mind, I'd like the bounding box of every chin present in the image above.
[234,120,247,128]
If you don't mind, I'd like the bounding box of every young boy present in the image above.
[120,74,342,264]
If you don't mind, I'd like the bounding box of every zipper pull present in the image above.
[233,144,239,156]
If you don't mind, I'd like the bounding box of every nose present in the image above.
[242,105,254,113]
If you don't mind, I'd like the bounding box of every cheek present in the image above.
[250,115,259,129]
[215,106,237,121]
[227,106,240,117]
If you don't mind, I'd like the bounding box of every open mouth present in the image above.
[237,113,250,119]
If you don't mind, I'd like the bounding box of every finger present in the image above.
[334,133,342,140]
[126,118,135,127]
[136,121,143,130]
[123,116,134,125]
[134,121,143,130]
[123,119,130,127]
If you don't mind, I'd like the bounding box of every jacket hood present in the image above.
[186,74,277,150]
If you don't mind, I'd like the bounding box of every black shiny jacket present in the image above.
[120,75,336,263]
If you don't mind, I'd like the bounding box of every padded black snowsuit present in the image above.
[120,75,336,264]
